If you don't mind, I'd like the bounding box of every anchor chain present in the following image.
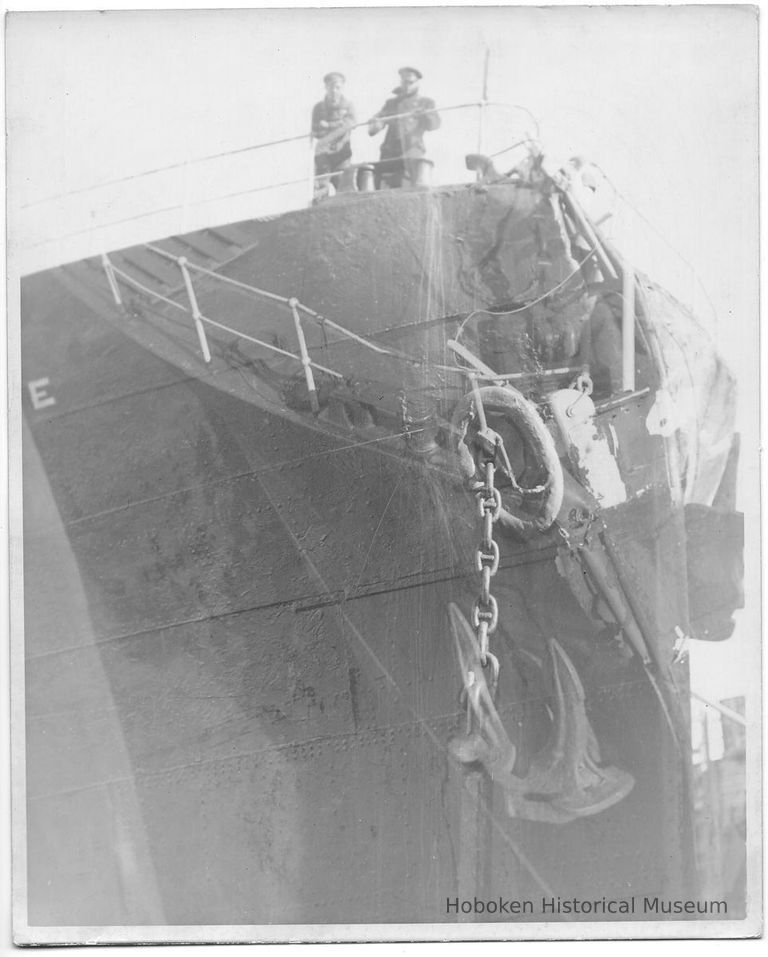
[473,460,501,658]
[447,383,637,824]
[469,456,502,694]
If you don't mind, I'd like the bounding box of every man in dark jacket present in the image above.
[312,72,357,199]
[368,67,440,188]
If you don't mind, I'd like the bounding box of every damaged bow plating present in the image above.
[446,376,640,824]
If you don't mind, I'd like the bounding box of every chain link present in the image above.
[472,459,502,667]
[455,400,505,737]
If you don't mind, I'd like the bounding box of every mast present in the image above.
[476,45,490,172]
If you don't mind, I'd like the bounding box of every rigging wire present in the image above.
[591,163,719,327]
[21,100,540,210]
[26,173,319,248]
[27,139,487,249]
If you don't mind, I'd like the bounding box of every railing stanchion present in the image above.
[101,253,122,306]
[289,297,319,413]
[476,100,487,182]
[307,137,317,207]
[476,48,490,182]
[178,256,212,364]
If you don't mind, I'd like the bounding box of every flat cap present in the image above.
[323,71,345,84]
[398,66,423,80]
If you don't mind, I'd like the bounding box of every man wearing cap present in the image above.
[311,72,357,199]
[368,67,441,188]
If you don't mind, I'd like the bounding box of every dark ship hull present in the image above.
[20,179,741,930]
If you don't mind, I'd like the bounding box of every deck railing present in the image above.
[100,230,598,418]
[94,98,642,414]
[308,100,541,198]
[21,98,715,355]
[27,102,542,262]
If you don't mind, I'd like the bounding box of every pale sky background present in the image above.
[5,4,760,703]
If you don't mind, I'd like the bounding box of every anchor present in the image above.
[447,603,635,824]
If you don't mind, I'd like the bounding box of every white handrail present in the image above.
[178,257,212,364]
[195,313,343,380]
[447,339,504,387]
[691,691,747,728]
[290,297,320,412]
[101,253,122,306]
[145,243,394,357]
[107,257,344,383]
